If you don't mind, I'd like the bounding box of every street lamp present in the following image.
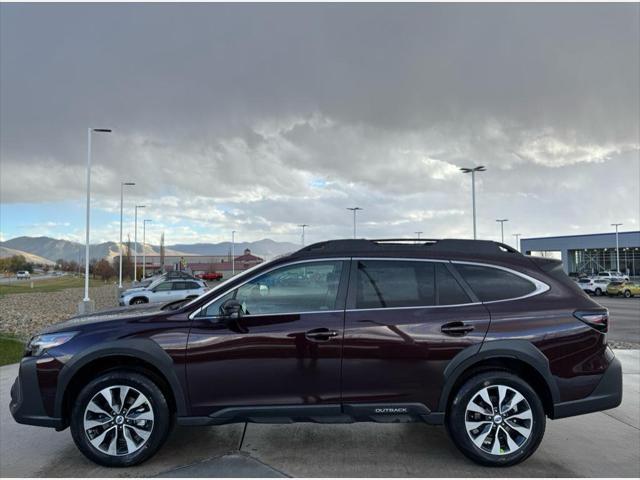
[299,224,309,247]
[133,205,146,282]
[460,166,486,239]
[231,230,237,276]
[119,182,135,288]
[414,231,423,244]
[513,233,522,252]
[347,207,363,239]
[496,219,509,244]
[611,223,623,272]
[81,127,111,314]
[142,219,153,280]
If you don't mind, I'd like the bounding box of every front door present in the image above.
[186,259,349,416]
[341,259,491,414]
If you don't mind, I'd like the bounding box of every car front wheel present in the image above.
[624,290,632,298]
[447,371,546,467]
[70,371,171,467]
[594,288,602,296]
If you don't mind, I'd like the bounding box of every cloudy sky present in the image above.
[1,3,639,247]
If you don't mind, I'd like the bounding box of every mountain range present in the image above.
[0,236,300,264]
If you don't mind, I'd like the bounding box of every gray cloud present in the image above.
[1,3,639,243]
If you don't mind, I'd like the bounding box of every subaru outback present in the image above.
[10,239,622,467]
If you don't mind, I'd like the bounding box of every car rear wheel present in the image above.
[624,290,632,298]
[447,371,546,467]
[70,371,171,467]
[594,288,602,296]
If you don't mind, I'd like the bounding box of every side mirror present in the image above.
[220,299,244,319]
[219,299,248,333]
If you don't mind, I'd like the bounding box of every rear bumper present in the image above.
[9,356,64,429]
[552,355,623,419]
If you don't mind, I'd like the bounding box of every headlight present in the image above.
[26,332,78,357]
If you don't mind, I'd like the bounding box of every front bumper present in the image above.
[9,356,64,429]
[552,355,623,419]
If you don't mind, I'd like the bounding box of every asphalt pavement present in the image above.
[1,350,638,477]
[0,273,67,284]
[595,296,640,344]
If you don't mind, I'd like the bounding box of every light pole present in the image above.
[119,182,135,288]
[513,233,522,252]
[81,127,111,314]
[496,219,509,244]
[231,230,236,276]
[299,224,309,246]
[460,166,486,240]
[611,223,623,272]
[133,205,146,282]
[347,207,363,239]
[142,219,152,279]
[415,231,423,244]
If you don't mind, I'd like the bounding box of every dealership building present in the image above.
[521,231,640,277]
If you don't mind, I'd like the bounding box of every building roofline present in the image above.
[522,231,640,241]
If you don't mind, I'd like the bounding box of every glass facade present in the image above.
[569,248,640,277]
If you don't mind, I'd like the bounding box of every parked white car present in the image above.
[119,279,207,306]
[596,271,630,281]
[16,271,31,279]
[578,278,612,296]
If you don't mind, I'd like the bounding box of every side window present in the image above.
[356,260,435,309]
[154,282,172,292]
[172,282,186,290]
[198,261,344,317]
[198,291,234,317]
[436,264,471,305]
[185,282,201,290]
[454,264,536,302]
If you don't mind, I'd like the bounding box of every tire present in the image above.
[130,297,148,305]
[70,371,171,467]
[624,290,632,298]
[594,288,602,296]
[446,371,546,467]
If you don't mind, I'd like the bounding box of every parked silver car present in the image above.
[119,279,207,306]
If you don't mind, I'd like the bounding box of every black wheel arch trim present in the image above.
[438,339,560,412]
[54,338,187,419]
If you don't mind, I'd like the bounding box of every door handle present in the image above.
[441,322,475,336]
[305,328,339,341]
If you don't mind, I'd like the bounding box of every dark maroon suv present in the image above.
[10,239,622,467]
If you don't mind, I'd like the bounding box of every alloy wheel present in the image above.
[464,384,533,456]
[83,385,154,456]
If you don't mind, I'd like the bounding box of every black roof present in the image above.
[289,238,521,259]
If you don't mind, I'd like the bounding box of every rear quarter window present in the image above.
[454,264,536,302]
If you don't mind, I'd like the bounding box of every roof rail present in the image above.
[370,238,438,244]
[292,238,521,256]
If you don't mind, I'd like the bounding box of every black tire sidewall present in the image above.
[70,371,170,467]
[447,371,546,467]
[624,290,631,298]
[595,288,602,296]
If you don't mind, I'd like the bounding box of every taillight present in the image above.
[574,309,609,333]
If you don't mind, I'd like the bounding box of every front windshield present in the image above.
[180,257,279,309]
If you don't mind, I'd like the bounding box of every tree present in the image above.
[93,259,115,281]
[2,255,33,273]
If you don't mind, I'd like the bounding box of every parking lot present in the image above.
[596,296,640,344]
[0,348,638,477]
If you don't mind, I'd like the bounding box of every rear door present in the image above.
[341,258,490,414]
